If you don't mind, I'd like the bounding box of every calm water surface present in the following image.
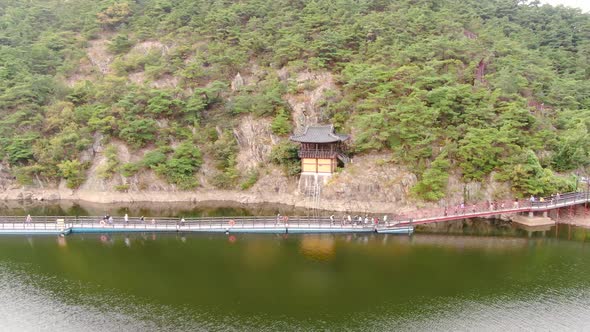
[0,223,589,331]
[0,203,589,330]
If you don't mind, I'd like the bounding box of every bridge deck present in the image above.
[0,216,413,236]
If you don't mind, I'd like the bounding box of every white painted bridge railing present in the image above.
[0,215,386,231]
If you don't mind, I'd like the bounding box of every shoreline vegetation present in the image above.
[0,0,588,207]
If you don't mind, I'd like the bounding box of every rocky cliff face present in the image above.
[0,36,510,213]
[0,163,14,192]
[0,68,427,213]
[233,115,278,171]
[285,71,336,130]
[321,154,419,213]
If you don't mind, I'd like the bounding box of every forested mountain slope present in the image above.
[0,0,588,205]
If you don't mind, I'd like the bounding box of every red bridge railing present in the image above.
[392,192,589,226]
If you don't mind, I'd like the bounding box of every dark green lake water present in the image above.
[0,223,589,331]
[1,202,589,330]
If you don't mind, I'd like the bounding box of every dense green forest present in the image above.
[0,0,588,200]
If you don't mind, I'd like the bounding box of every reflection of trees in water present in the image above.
[0,201,90,217]
[0,200,314,218]
[411,234,527,251]
[554,223,590,242]
[416,218,518,237]
[416,218,590,243]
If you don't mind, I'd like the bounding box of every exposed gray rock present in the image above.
[233,115,278,170]
[231,72,244,91]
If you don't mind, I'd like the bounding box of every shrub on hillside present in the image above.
[271,108,292,136]
[154,142,202,189]
[108,35,134,54]
[119,162,141,177]
[118,118,157,148]
[411,155,450,201]
[97,145,119,179]
[142,150,167,168]
[270,141,300,177]
[57,159,86,189]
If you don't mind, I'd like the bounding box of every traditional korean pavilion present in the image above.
[289,125,349,175]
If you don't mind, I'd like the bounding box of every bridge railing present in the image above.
[532,192,588,209]
[0,215,71,230]
[395,191,590,223]
[396,198,522,222]
[0,215,381,230]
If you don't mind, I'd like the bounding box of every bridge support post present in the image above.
[528,211,534,218]
[543,211,548,218]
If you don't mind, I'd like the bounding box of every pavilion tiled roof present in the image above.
[289,125,349,143]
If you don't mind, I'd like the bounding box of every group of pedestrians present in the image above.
[447,199,520,215]
[97,214,157,225]
[443,191,566,217]
[101,214,114,225]
[536,192,561,205]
